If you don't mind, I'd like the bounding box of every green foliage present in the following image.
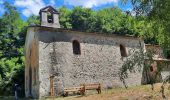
[123,0,170,47]
[120,0,170,90]
[95,7,126,34]
[59,6,161,41]
[119,44,157,88]
[27,15,40,26]
[59,7,72,29]
[70,7,96,32]
[0,2,26,96]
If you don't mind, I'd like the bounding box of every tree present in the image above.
[122,0,170,45]
[0,2,26,96]
[70,7,96,32]
[95,7,126,34]
[59,7,72,29]
[120,0,170,95]
[27,15,40,26]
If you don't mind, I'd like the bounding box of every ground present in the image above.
[46,83,170,100]
[1,83,170,100]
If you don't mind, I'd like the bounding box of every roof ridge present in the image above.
[39,6,59,14]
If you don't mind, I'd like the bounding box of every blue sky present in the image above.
[0,0,133,20]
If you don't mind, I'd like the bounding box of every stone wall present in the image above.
[145,45,165,59]
[160,62,170,80]
[25,27,39,98]
[37,28,144,97]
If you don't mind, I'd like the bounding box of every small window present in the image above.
[150,66,154,72]
[166,50,170,59]
[72,40,81,55]
[47,12,53,23]
[120,44,127,57]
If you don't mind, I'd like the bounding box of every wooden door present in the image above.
[50,76,54,96]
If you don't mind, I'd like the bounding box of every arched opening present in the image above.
[72,40,81,55]
[150,66,154,72]
[47,12,53,23]
[120,44,127,57]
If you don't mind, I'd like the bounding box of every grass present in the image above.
[46,83,170,100]
[2,83,170,100]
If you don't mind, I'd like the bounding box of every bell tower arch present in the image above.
[39,6,60,28]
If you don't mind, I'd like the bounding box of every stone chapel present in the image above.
[25,6,170,99]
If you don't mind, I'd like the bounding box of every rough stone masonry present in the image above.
[25,6,145,99]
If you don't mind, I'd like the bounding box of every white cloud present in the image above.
[0,0,3,4]
[64,0,118,8]
[14,0,56,17]
[125,8,136,16]
[14,0,45,17]
[14,0,119,17]
[22,9,32,17]
[0,7,4,13]
[0,0,4,14]
[126,8,132,11]
[49,0,55,6]
[0,0,4,13]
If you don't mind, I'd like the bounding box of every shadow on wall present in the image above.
[38,30,140,48]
